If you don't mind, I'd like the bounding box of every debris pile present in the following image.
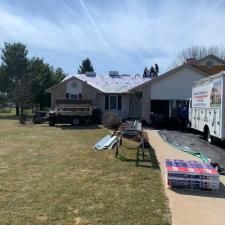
[165,159,220,191]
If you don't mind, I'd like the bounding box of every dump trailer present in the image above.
[188,71,225,142]
[49,99,93,126]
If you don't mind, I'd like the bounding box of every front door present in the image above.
[129,94,142,118]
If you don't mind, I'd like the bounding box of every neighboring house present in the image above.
[46,54,225,123]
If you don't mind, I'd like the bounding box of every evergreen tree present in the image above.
[1,42,31,119]
[78,58,94,74]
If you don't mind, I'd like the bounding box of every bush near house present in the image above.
[102,112,122,129]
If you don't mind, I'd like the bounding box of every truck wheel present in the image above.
[72,117,80,126]
[49,116,56,126]
[186,122,191,129]
[204,127,211,143]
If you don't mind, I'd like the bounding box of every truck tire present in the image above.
[72,117,80,126]
[204,127,211,143]
[49,115,56,126]
[186,121,191,130]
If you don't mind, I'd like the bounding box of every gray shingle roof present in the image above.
[62,74,151,93]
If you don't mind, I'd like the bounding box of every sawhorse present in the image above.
[136,135,152,167]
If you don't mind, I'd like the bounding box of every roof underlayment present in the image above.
[62,74,151,93]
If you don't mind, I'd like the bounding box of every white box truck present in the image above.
[188,71,225,142]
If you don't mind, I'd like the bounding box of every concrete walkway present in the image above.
[146,129,225,225]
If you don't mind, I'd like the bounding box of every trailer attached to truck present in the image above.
[49,99,93,126]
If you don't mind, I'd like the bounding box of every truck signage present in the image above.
[192,78,222,108]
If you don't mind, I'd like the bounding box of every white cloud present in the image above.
[0,0,225,74]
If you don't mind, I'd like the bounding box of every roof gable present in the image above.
[191,54,225,75]
[193,54,225,66]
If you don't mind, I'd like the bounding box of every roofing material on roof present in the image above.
[62,74,151,93]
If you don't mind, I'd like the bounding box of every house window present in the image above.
[71,94,78,99]
[109,95,117,109]
[66,93,70,99]
[79,93,82,99]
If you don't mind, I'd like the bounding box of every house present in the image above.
[46,72,150,119]
[46,54,225,123]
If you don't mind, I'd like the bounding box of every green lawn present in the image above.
[0,108,17,117]
[0,119,170,225]
[0,108,34,118]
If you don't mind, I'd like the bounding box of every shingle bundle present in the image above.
[165,159,220,191]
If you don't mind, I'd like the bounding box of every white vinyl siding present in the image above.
[150,68,205,100]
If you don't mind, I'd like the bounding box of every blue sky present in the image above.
[0,0,225,75]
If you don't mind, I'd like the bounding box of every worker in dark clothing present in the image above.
[155,64,159,76]
[143,67,148,77]
[150,66,155,78]
[179,105,188,128]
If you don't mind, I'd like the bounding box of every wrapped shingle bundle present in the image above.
[165,159,220,191]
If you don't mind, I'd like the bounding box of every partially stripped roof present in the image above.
[62,74,151,93]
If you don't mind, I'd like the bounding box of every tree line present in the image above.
[0,42,66,119]
[0,42,96,122]
[172,46,225,67]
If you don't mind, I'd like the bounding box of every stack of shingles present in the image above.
[165,159,220,191]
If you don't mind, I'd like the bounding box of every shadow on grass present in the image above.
[117,143,160,170]
[0,113,34,121]
[172,182,225,199]
[55,124,101,130]
[0,115,19,120]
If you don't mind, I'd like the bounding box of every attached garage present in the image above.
[148,67,205,123]
[131,54,225,123]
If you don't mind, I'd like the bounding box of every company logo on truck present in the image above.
[210,79,221,107]
[192,78,221,108]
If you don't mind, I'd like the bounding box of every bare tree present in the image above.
[171,46,225,68]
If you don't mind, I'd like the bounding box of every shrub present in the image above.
[102,112,122,130]
[91,108,103,124]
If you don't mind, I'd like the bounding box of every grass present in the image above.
[0,108,34,115]
[0,108,16,117]
[0,119,170,225]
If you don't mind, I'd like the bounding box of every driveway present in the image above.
[158,129,225,168]
[146,129,225,225]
